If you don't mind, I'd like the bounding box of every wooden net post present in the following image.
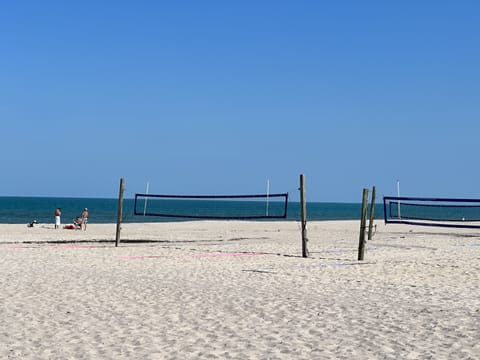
[115,178,125,247]
[300,174,309,258]
[358,188,369,261]
[368,185,376,240]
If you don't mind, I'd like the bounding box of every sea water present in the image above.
[0,196,376,224]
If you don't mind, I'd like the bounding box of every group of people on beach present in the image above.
[54,207,89,231]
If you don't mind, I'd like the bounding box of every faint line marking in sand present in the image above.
[315,249,357,253]
[241,269,277,274]
[2,245,38,249]
[302,262,376,269]
[374,243,438,250]
[119,255,166,260]
[308,247,378,255]
[189,252,260,258]
[49,245,105,249]
[118,252,263,260]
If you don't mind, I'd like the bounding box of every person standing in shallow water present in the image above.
[54,208,61,229]
[81,208,89,231]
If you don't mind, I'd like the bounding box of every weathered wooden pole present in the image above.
[300,174,309,258]
[115,178,125,247]
[358,188,369,261]
[368,185,376,240]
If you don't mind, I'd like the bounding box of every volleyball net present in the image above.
[383,196,480,228]
[134,192,289,220]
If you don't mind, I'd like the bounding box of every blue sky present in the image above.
[1,1,479,201]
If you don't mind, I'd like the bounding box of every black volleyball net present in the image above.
[134,193,289,220]
[383,196,480,228]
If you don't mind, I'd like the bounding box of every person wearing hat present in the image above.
[81,208,89,231]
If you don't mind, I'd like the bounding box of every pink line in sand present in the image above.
[119,253,260,260]
[2,244,103,250]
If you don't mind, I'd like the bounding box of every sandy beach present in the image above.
[1,220,479,359]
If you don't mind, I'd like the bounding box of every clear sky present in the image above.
[1,1,479,202]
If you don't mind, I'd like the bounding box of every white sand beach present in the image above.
[1,220,479,359]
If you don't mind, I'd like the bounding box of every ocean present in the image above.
[0,196,378,224]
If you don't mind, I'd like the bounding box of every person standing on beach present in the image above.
[54,208,61,229]
[81,208,89,231]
